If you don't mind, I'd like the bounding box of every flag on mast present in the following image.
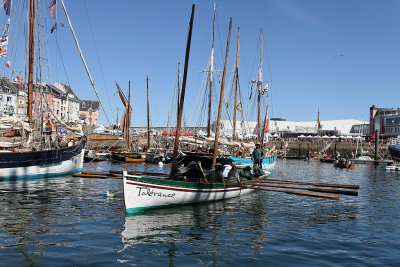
[48,0,57,19]
[317,109,321,129]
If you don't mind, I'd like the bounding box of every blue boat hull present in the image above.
[229,156,277,171]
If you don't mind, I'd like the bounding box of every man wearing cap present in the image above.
[183,161,208,183]
[206,163,224,183]
[251,144,265,168]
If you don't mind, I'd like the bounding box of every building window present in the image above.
[7,96,11,102]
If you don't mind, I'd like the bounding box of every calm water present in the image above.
[0,160,399,266]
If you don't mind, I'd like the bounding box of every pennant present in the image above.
[2,0,11,16]
[48,0,56,19]
[317,109,321,129]
[0,34,8,46]
[265,119,269,133]
[18,81,23,87]
[5,60,9,68]
[2,18,9,34]
[11,69,15,75]
[0,45,7,57]
[236,102,242,110]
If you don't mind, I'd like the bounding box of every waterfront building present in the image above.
[79,100,99,126]
[213,119,368,138]
[369,105,400,137]
[0,78,17,118]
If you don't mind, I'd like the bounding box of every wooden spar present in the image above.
[261,105,268,145]
[147,75,150,150]
[127,81,131,150]
[207,3,216,138]
[233,27,240,140]
[169,4,195,179]
[177,62,180,112]
[211,18,232,170]
[27,0,35,121]
[110,170,168,177]
[254,178,360,190]
[257,29,263,143]
[243,185,339,200]
[241,182,358,196]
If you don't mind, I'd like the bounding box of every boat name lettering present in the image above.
[137,187,176,198]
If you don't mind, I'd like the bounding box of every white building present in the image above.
[213,119,368,138]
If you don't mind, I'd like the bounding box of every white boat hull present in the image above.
[123,172,253,213]
[0,149,85,180]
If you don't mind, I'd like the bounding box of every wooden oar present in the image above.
[242,184,339,200]
[252,178,359,190]
[242,182,358,196]
[110,170,168,177]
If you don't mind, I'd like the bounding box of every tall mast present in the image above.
[257,29,263,143]
[212,18,232,170]
[27,0,35,121]
[127,81,131,150]
[146,75,150,151]
[169,4,195,178]
[207,3,216,137]
[177,62,180,112]
[233,27,239,140]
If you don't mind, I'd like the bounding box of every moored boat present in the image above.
[229,156,277,171]
[333,160,354,169]
[123,171,253,214]
[0,137,86,180]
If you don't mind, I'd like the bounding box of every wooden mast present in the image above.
[257,29,263,144]
[233,27,239,140]
[127,81,131,150]
[27,0,35,121]
[211,18,232,170]
[169,4,195,178]
[207,3,216,137]
[146,75,150,151]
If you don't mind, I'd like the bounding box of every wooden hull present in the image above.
[123,172,253,214]
[125,157,146,163]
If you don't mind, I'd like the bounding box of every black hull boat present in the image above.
[388,144,400,162]
[0,137,86,180]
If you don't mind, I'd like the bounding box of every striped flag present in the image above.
[48,0,56,19]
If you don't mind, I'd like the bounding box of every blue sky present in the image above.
[2,0,400,126]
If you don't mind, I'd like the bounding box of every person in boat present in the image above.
[207,163,224,183]
[239,143,245,158]
[251,144,265,168]
[225,164,241,184]
[238,166,253,180]
[183,161,208,183]
[172,168,185,181]
[253,166,265,178]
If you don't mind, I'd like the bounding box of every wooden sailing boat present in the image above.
[0,0,86,180]
[123,7,252,214]
[229,29,277,171]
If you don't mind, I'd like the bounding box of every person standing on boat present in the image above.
[207,163,224,183]
[251,144,265,168]
[183,161,208,183]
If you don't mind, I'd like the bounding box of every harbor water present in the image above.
[0,159,399,266]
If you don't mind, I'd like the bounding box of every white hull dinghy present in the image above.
[123,171,253,214]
